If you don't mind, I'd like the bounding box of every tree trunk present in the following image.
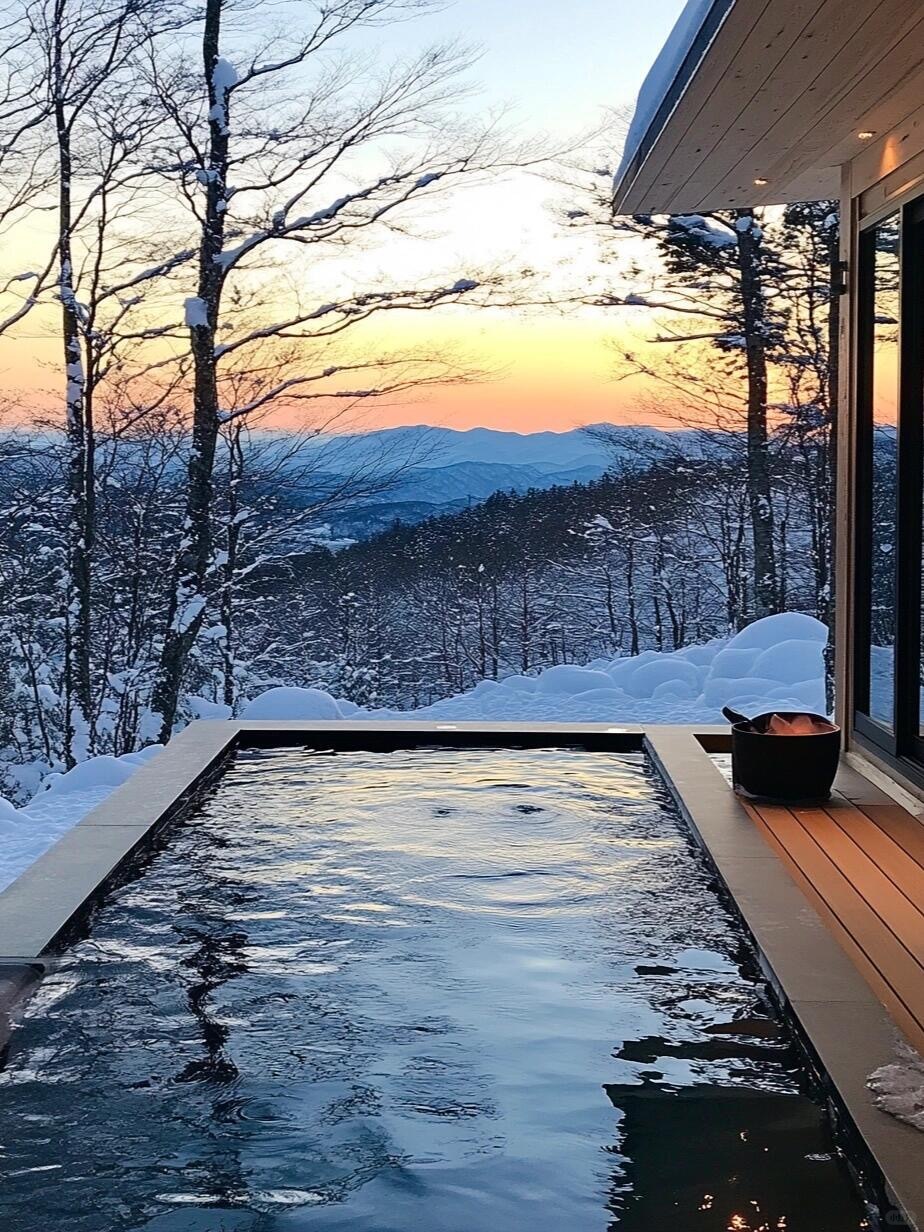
[605,567,619,648]
[151,0,229,741]
[777,515,788,609]
[220,430,243,710]
[519,576,530,672]
[490,579,500,677]
[54,9,93,765]
[735,208,778,620]
[476,587,487,679]
[625,541,639,656]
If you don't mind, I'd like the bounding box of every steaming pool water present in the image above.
[0,746,869,1231]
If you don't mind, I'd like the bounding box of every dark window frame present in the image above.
[853,193,924,779]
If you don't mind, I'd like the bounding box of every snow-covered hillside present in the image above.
[0,612,829,892]
[289,423,697,537]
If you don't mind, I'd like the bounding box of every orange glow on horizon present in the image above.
[0,308,684,434]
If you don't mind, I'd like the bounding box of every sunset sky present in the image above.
[305,0,689,431]
[0,0,689,435]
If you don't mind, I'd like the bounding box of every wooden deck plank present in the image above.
[851,802,924,873]
[823,801,924,908]
[747,803,924,1049]
[755,804,924,976]
[792,808,924,962]
[649,731,924,1230]
[650,732,924,1230]
[749,805,924,1052]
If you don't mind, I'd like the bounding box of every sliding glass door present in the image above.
[854,194,924,773]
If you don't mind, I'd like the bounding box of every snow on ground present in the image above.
[0,612,827,891]
[0,746,161,893]
[241,612,829,724]
[868,1044,924,1131]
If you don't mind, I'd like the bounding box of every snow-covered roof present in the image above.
[615,0,733,203]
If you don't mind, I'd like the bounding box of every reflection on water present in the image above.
[0,747,867,1230]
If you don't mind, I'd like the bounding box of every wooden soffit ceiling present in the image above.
[615,0,924,214]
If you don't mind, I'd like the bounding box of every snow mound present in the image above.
[868,1044,924,1131]
[625,657,701,698]
[185,695,233,720]
[725,612,827,651]
[706,647,760,680]
[752,639,825,687]
[534,665,614,696]
[240,686,344,721]
[498,675,538,694]
[693,616,828,716]
[348,611,829,724]
[222,612,828,726]
[37,746,162,801]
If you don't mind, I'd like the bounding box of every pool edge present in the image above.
[0,721,237,965]
[0,719,918,1231]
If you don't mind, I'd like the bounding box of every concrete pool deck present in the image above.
[0,720,921,1228]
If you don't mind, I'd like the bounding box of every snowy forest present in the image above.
[0,0,842,799]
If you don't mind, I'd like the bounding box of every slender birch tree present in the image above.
[590,207,786,619]
[144,0,532,738]
[0,0,190,762]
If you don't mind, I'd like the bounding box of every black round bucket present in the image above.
[722,709,841,802]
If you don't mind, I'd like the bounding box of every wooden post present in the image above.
[834,164,858,741]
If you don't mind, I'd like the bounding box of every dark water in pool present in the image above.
[0,747,868,1231]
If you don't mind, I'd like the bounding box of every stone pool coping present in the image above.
[0,720,920,1229]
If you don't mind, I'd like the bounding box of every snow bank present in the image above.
[241,686,342,721]
[0,613,828,891]
[241,611,828,725]
[0,746,162,893]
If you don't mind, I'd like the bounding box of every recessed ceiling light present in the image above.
[858,130,876,140]
[754,177,768,186]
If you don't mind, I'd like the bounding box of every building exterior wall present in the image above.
[836,123,924,802]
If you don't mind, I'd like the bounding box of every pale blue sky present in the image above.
[377,0,688,132]
[4,0,691,432]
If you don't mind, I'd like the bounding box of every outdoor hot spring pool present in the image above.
[0,746,870,1231]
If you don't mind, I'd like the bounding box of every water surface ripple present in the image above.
[0,747,867,1230]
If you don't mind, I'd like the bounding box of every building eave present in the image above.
[614,0,924,215]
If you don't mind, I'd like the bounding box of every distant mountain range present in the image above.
[299,423,674,472]
[290,424,688,539]
[1,420,717,543]
[381,458,608,504]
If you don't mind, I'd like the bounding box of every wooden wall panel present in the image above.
[707,5,924,208]
[666,0,875,211]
